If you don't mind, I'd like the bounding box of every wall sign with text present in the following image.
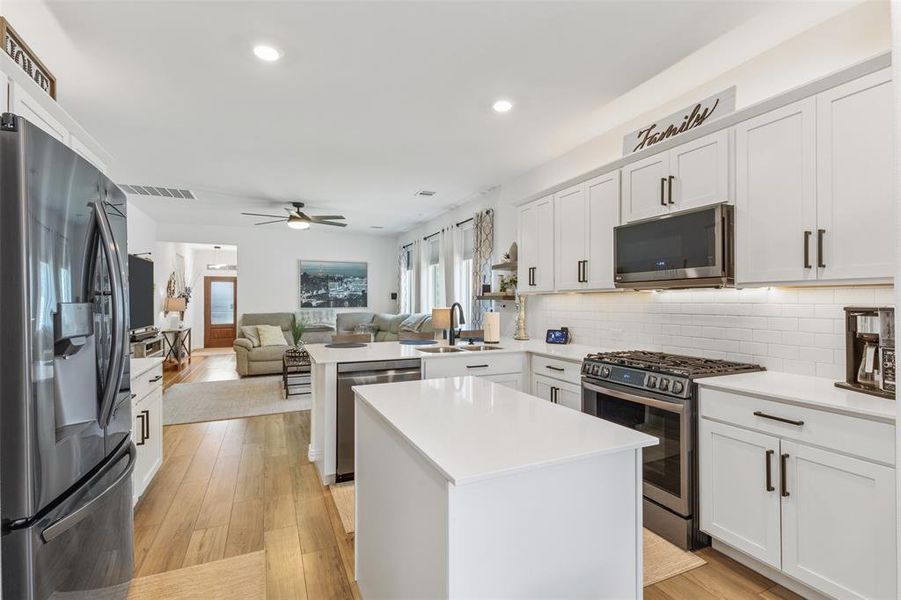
[0,18,56,99]
[623,87,735,156]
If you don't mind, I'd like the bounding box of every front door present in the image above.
[204,276,237,347]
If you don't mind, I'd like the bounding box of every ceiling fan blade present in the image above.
[296,211,313,221]
[254,219,288,225]
[309,215,346,221]
[315,220,348,227]
[242,212,286,218]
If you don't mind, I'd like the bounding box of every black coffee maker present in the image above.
[837,306,895,399]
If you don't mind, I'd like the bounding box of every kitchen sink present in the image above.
[416,346,464,353]
[460,346,504,351]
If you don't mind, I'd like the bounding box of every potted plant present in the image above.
[286,316,309,359]
[499,274,518,294]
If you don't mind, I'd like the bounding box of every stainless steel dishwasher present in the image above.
[336,359,422,482]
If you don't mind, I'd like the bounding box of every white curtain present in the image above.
[439,226,459,308]
[409,238,421,313]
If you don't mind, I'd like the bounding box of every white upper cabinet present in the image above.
[554,183,586,291]
[621,151,669,222]
[517,195,554,292]
[10,80,67,142]
[554,171,620,292]
[585,171,620,290]
[622,130,730,223]
[669,129,730,212]
[816,68,894,282]
[780,440,896,600]
[735,98,818,285]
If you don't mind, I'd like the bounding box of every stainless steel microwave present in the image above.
[614,203,734,289]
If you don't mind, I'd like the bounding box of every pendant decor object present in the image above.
[514,293,529,341]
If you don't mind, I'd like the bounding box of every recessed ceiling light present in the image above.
[492,99,513,113]
[253,45,282,62]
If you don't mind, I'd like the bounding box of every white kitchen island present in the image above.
[353,376,657,599]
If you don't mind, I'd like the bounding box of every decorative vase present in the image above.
[514,293,529,340]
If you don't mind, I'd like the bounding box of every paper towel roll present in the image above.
[483,312,501,344]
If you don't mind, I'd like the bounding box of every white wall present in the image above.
[155,222,399,326]
[154,241,194,332]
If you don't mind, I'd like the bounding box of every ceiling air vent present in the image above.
[119,184,196,200]
[415,189,436,197]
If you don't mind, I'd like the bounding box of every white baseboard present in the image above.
[711,540,831,600]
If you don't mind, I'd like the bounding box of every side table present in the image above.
[283,350,311,398]
[161,328,192,368]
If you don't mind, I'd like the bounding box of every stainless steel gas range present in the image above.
[581,351,763,550]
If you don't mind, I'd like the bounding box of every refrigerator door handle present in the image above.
[88,198,128,428]
[40,441,136,543]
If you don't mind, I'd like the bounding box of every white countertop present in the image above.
[305,337,611,365]
[354,376,658,485]
[698,371,897,423]
[130,356,163,378]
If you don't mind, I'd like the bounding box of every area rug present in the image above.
[163,376,309,425]
[330,483,705,586]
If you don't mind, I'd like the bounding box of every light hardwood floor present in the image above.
[141,351,803,600]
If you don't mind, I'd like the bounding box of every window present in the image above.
[458,222,474,325]
[425,237,441,312]
[400,246,414,313]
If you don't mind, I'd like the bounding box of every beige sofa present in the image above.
[233,312,334,376]
[335,312,434,342]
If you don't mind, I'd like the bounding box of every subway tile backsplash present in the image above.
[528,286,895,379]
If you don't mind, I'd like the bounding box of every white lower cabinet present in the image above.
[131,363,164,504]
[531,374,581,411]
[780,441,896,600]
[699,389,897,600]
[423,353,526,392]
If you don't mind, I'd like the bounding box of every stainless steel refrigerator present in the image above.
[0,114,135,599]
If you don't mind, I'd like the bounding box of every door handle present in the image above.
[141,409,150,442]
[780,453,789,497]
[753,411,804,427]
[667,175,675,204]
[803,231,812,269]
[660,178,667,207]
[135,413,146,446]
[550,387,558,403]
[148,375,162,383]
[765,449,775,492]
[817,229,826,268]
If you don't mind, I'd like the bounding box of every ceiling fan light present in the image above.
[287,217,310,230]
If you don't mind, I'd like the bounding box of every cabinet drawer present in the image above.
[699,388,894,465]
[131,363,164,403]
[424,353,525,379]
[530,355,582,386]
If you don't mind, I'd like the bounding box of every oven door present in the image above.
[583,380,691,516]
[614,203,732,288]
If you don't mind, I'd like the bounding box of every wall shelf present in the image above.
[476,293,515,301]
[491,262,517,271]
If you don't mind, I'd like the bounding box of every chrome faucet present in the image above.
[448,302,466,346]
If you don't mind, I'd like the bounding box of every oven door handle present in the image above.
[582,380,685,414]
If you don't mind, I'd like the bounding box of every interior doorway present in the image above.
[204,276,237,347]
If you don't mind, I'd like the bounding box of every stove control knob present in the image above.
[600,366,611,378]
[671,380,685,395]
[646,376,657,389]
[658,378,670,392]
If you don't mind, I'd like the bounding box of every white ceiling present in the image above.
[9,1,783,233]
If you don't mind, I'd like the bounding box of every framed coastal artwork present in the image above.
[299,260,368,308]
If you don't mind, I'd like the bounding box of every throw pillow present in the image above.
[257,324,288,347]
[241,325,261,347]
[399,313,430,332]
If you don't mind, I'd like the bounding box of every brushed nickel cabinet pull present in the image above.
[803,231,812,269]
[753,411,804,427]
[780,453,789,497]
[765,449,775,492]
[817,229,826,268]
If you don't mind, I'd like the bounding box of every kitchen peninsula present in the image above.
[354,376,657,598]
[305,338,617,484]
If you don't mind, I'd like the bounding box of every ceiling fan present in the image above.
[241,202,347,229]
